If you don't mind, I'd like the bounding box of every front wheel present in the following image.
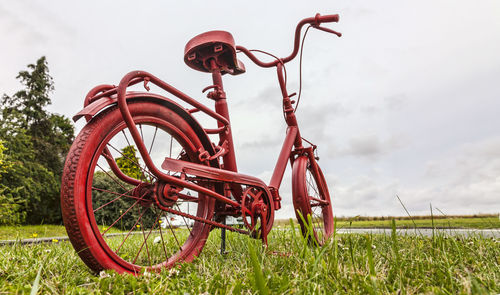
[292,156,334,245]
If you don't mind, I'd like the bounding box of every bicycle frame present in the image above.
[62,13,340,274]
[72,13,340,239]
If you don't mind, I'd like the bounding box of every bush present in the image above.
[0,141,25,225]
[0,188,25,225]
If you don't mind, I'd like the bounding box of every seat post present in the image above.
[209,59,238,174]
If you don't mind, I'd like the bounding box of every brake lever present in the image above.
[313,25,342,37]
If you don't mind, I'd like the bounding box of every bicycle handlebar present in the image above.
[315,13,340,23]
[236,13,340,68]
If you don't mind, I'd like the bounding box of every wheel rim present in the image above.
[85,115,211,272]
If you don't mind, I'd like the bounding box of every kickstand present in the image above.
[220,216,227,255]
[260,207,268,247]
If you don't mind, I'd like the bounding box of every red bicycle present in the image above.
[61,13,341,274]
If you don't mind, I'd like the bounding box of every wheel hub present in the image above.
[132,183,155,208]
[154,182,181,210]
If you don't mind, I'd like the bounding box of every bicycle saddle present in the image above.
[184,30,245,75]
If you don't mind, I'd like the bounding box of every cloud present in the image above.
[295,101,351,144]
[330,133,406,160]
[327,174,402,216]
[329,137,500,217]
[0,4,46,45]
[359,93,407,115]
[384,93,406,110]
[419,137,500,211]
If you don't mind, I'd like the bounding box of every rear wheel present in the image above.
[61,100,216,274]
[292,156,334,245]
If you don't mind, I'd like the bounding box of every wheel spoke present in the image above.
[153,207,170,262]
[133,207,154,266]
[102,191,147,235]
[133,208,162,265]
[92,187,136,212]
[148,126,158,155]
[174,203,193,236]
[164,214,182,252]
[121,130,132,148]
[115,206,148,254]
[306,172,320,197]
[96,163,130,192]
[106,142,156,181]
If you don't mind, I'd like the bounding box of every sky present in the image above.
[1,0,499,219]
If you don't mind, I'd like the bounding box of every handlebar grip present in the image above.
[315,13,339,24]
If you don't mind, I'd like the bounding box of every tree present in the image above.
[0,141,11,175]
[0,57,74,224]
[0,140,26,225]
[115,145,144,180]
[2,56,74,180]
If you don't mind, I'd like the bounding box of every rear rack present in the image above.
[82,71,229,135]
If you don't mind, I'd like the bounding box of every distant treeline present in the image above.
[333,213,498,221]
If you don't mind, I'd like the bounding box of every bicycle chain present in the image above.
[160,205,249,235]
[160,176,251,235]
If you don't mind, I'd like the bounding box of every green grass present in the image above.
[272,215,500,229]
[0,225,126,240]
[0,222,498,294]
[335,217,500,229]
[0,225,67,240]
[2,215,497,241]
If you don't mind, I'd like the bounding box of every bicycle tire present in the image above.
[292,156,334,245]
[61,100,216,274]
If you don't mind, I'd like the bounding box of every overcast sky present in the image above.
[1,1,499,218]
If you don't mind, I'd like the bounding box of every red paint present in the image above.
[61,14,340,274]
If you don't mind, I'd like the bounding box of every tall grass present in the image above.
[1,222,498,294]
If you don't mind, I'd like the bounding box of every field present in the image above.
[1,215,498,241]
[274,214,500,230]
[0,225,123,241]
[0,220,499,294]
[334,215,500,229]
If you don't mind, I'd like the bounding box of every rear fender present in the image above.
[73,91,219,169]
[74,92,175,122]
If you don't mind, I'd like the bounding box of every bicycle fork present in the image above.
[268,63,305,202]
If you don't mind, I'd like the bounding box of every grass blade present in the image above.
[366,235,375,276]
[30,264,43,295]
[396,194,421,236]
[248,242,269,295]
[430,203,435,245]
